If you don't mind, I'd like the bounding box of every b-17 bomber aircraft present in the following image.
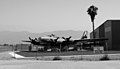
[22,32,108,52]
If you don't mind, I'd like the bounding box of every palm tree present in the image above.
[87,5,98,38]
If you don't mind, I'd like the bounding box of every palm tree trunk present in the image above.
[92,21,95,39]
[92,21,96,47]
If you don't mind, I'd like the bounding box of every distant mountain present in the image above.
[0,30,88,44]
[0,31,40,44]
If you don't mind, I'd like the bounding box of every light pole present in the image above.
[87,5,98,39]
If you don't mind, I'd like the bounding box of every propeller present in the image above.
[50,37,59,43]
[62,36,72,42]
[54,37,59,43]
[51,34,55,37]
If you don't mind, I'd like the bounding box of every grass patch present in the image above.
[100,54,110,61]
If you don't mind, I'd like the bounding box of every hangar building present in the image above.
[90,20,120,51]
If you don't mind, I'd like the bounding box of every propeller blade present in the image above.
[35,38,37,41]
[68,36,72,39]
[62,37,65,39]
[29,37,32,40]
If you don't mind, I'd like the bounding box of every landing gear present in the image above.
[28,44,32,51]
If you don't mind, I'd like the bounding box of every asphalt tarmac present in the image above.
[0,51,120,69]
[0,60,120,69]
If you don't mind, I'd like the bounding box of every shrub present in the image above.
[53,56,62,60]
[100,54,110,61]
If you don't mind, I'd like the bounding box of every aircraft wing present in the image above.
[22,40,50,46]
[22,40,31,42]
[74,38,108,42]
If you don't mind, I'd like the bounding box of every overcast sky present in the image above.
[0,0,120,33]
